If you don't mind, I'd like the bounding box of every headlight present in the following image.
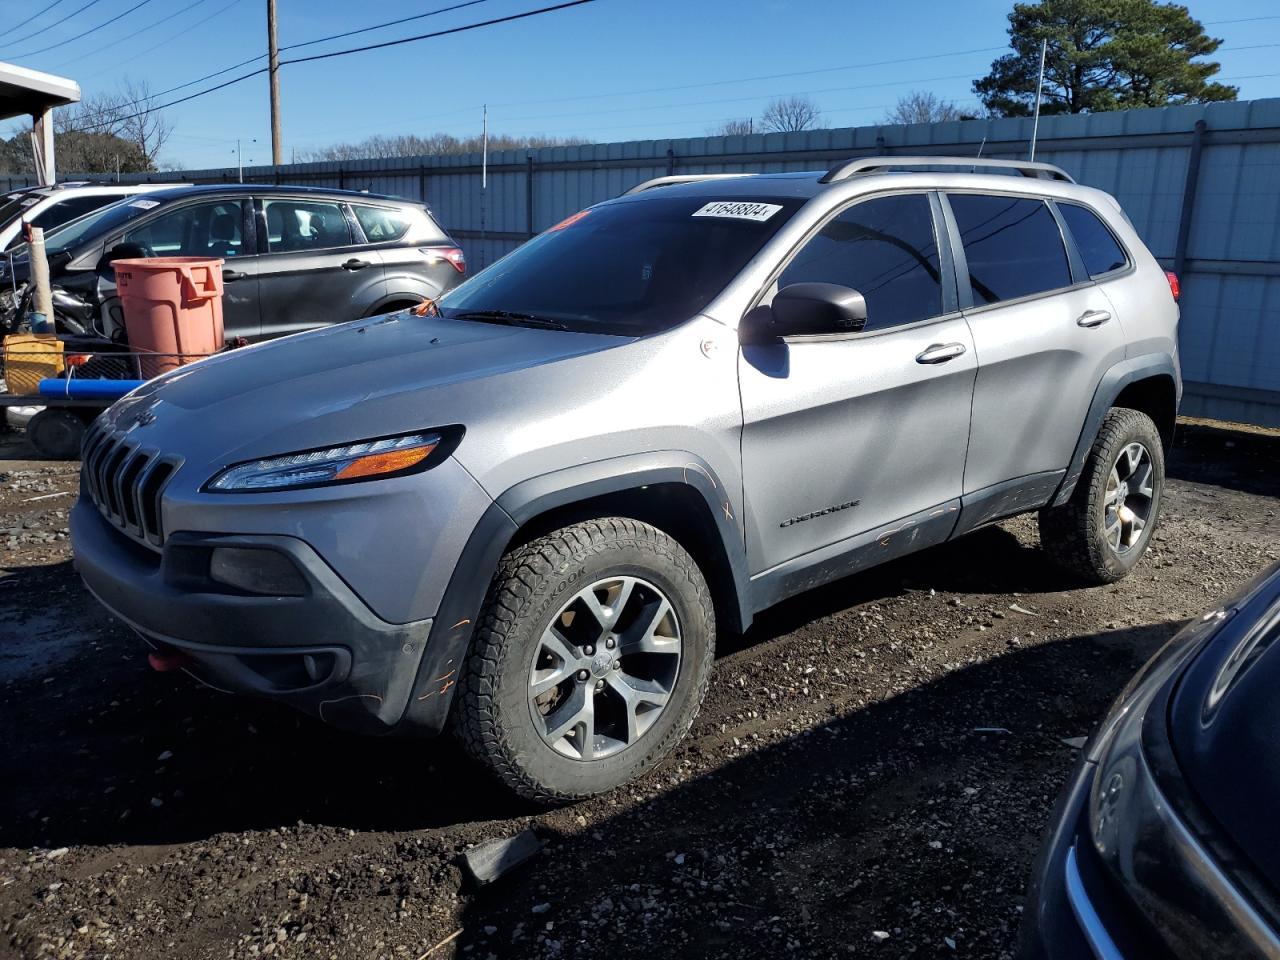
[207,430,454,492]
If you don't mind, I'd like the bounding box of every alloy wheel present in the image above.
[527,575,682,760]
[1103,442,1155,555]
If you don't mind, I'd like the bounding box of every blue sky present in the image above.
[4,0,1280,170]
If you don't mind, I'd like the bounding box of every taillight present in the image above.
[1165,270,1181,302]
[424,246,466,274]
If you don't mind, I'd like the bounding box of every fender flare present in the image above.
[397,450,750,735]
[1051,353,1179,507]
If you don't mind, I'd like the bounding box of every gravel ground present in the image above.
[0,418,1276,960]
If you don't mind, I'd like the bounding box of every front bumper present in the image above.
[71,498,433,734]
[1019,757,1112,959]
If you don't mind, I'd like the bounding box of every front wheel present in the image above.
[1039,407,1165,585]
[452,518,715,804]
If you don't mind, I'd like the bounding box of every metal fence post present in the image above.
[418,165,427,203]
[666,148,675,176]
[1173,119,1207,282]
[526,154,535,238]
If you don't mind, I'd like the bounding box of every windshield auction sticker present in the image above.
[692,201,783,222]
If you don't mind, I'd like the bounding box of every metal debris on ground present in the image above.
[460,829,544,886]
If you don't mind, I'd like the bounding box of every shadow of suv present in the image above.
[70,157,1181,804]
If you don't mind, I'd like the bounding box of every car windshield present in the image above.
[7,195,160,259]
[437,195,803,335]
[0,190,38,226]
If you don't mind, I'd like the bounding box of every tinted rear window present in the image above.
[1059,202,1128,278]
[438,196,802,335]
[949,194,1071,305]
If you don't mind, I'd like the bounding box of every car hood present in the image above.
[1167,561,1280,891]
[104,312,630,468]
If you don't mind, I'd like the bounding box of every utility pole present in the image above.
[267,0,282,164]
[1029,37,1047,161]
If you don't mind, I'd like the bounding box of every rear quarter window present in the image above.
[352,203,443,245]
[1058,202,1129,278]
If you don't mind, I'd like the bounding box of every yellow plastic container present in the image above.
[2,333,64,396]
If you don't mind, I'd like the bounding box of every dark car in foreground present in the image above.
[1021,560,1280,958]
[1,184,465,341]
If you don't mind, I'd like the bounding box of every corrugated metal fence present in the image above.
[7,97,1279,426]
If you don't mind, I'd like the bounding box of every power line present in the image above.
[52,0,217,70]
[282,0,494,52]
[1205,15,1280,25]
[67,0,599,133]
[489,46,1009,109]
[6,0,160,58]
[6,0,72,35]
[0,0,107,51]
[89,0,502,111]
[82,0,249,78]
[280,0,595,66]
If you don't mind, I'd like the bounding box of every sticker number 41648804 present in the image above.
[691,201,782,222]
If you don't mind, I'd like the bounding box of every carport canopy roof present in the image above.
[0,62,80,121]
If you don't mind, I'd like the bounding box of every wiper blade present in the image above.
[447,310,568,330]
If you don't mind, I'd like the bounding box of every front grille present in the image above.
[81,420,179,547]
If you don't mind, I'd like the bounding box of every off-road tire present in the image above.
[452,518,715,804]
[1038,407,1165,585]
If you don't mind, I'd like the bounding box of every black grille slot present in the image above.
[116,451,149,529]
[82,424,179,548]
[138,461,175,544]
[99,443,130,517]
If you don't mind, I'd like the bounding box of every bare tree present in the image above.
[884,91,964,125]
[708,118,754,136]
[759,96,822,133]
[294,132,589,162]
[117,78,172,169]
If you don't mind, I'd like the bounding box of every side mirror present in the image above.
[97,242,147,273]
[739,282,867,344]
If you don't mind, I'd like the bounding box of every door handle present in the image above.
[342,258,371,271]
[916,342,967,364]
[1077,309,1111,328]
[222,269,246,282]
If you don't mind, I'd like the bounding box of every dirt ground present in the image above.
[0,419,1276,960]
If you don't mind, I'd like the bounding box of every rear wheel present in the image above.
[453,518,715,803]
[1038,407,1165,584]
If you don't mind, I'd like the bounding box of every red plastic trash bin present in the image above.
[114,257,225,378]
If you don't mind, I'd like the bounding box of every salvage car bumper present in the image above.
[71,497,433,734]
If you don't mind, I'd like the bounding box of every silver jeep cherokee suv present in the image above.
[71,157,1181,802]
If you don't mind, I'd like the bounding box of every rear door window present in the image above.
[948,194,1071,305]
[778,192,943,331]
[1058,202,1128,278]
[263,199,352,253]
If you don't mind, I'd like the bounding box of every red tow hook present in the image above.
[148,648,192,673]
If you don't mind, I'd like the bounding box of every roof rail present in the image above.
[818,156,1074,185]
[622,173,754,196]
